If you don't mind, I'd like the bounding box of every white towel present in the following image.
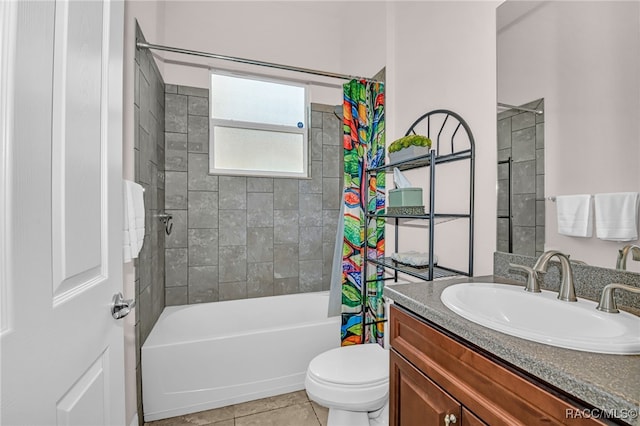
[594,192,640,241]
[556,194,593,237]
[123,180,146,262]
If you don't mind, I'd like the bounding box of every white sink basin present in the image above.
[440,283,640,355]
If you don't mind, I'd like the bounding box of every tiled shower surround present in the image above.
[133,23,166,421]
[497,99,545,257]
[164,86,342,304]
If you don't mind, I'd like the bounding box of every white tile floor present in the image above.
[145,391,328,426]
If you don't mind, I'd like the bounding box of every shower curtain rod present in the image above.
[498,102,543,115]
[137,41,381,83]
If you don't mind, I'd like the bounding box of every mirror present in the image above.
[496,1,640,273]
[497,98,545,257]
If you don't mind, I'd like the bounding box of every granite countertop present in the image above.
[384,275,640,425]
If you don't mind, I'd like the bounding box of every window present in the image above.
[209,71,309,178]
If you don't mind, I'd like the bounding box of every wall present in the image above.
[123,3,166,425]
[159,1,347,105]
[386,1,499,277]
[155,2,387,104]
[132,23,166,424]
[163,90,342,303]
[497,1,640,272]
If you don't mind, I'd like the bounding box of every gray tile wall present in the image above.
[164,86,342,304]
[133,22,166,424]
[497,99,545,257]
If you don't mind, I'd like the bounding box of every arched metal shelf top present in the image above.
[368,109,476,173]
[405,109,476,158]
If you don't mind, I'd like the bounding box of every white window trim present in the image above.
[208,70,310,179]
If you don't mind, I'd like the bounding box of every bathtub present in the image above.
[142,291,341,421]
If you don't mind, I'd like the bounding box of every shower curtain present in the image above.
[339,79,385,346]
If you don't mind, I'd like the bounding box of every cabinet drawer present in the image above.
[390,305,606,426]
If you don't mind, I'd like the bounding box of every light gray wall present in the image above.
[164,87,342,305]
[133,22,166,421]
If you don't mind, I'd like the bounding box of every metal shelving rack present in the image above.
[363,109,475,297]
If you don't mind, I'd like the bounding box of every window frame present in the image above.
[208,70,310,179]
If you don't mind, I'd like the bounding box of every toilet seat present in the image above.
[307,344,389,386]
[305,344,389,413]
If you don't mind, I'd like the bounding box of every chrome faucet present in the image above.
[596,283,640,313]
[533,250,577,302]
[616,244,640,270]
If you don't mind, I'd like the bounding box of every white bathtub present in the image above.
[142,291,341,422]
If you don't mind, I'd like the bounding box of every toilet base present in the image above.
[368,402,389,426]
[326,402,389,426]
[327,408,370,426]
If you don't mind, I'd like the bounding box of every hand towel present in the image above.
[594,192,640,241]
[556,194,593,237]
[123,180,145,262]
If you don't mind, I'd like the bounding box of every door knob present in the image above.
[111,292,135,319]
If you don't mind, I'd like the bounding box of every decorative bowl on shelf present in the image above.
[389,146,431,163]
[388,135,432,163]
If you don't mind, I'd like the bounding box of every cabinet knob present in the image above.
[444,414,457,425]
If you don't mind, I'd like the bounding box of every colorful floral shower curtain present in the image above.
[341,79,385,346]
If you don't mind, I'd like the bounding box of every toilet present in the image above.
[305,343,389,426]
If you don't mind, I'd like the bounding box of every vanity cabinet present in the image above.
[389,304,607,426]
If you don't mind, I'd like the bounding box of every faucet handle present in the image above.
[597,283,640,313]
[509,263,541,293]
[616,244,640,270]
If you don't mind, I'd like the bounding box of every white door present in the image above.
[1,0,126,425]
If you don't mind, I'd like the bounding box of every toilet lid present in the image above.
[308,344,389,386]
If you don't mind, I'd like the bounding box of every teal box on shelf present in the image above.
[389,188,423,207]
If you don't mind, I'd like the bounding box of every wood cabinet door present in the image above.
[390,350,461,426]
[462,407,488,426]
